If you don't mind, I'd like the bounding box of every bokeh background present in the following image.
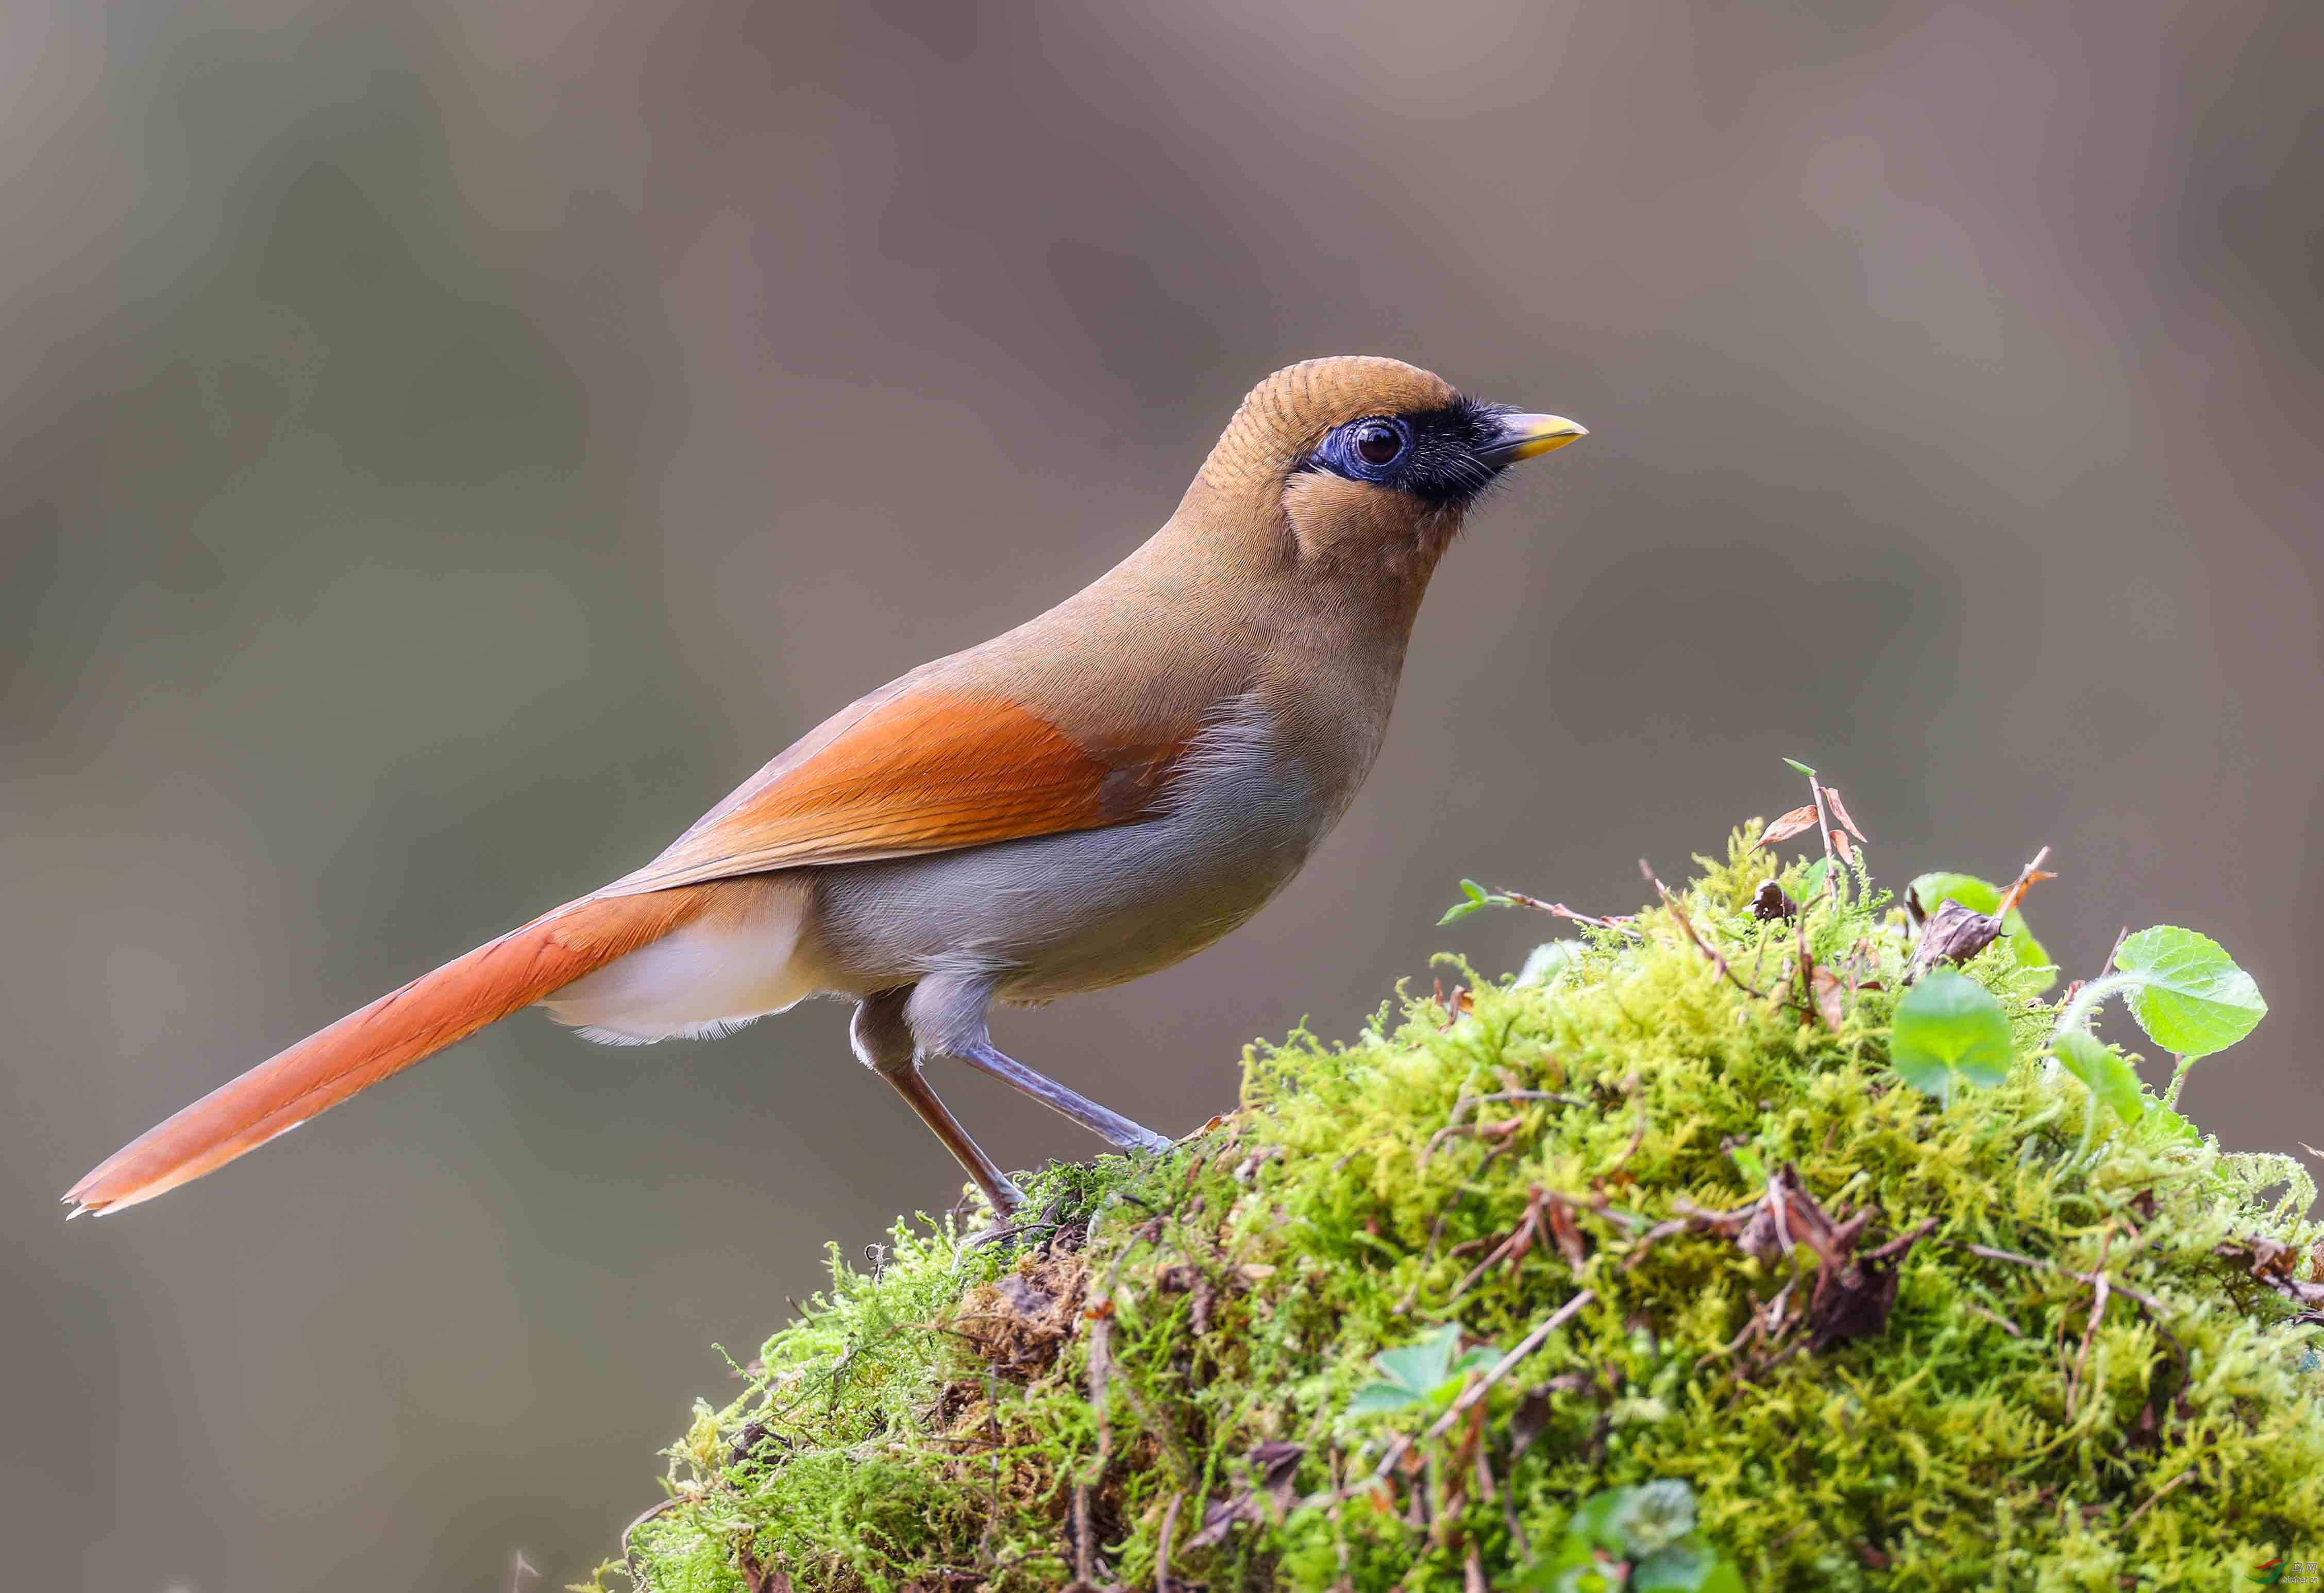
[4,1,2318,1587]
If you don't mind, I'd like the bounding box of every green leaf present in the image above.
[1611,1479,1697,1554]
[1909,871,2001,916]
[1695,1563,1747,1593]
[1526,1556,1618,1593]
[1345,1381,1425,1415]
[1370,1323,1460,1393]
[1439,900,1484,926]
[1449,1344,1501,1379]
[1908,871,2056,991]
[1564,1487,1633,1555]
[2113,926,2267,1059]
[2147,1101,2204,1146]
[1890,969,2015,1104]
[1782,756,1817,777]
[1795,858,1831,903]
[1633,1544,1714,1592]
[1461,878,1490,903]
[2052,1029,2145,1126]
[1348,1323,1496,1418]
[1728,1144,1766,1187]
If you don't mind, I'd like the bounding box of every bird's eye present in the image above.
[1354,420,1406,467]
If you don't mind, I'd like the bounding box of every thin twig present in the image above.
[1967,1302,2024,1338]
[1946,1240,2166,1315]
[1603,1091,1649,1180]
[1071,1481,1093,1586]
[1397,1145,1510,1314]
[620,1497,682,1574]
[1446,1185,1543,1303]
[1498,890,1640,936]
[1369,1290,1599,1483]
[1863,1216,1941,1264]
[1995,846,2054,919]
[2064,1227,2113,1422]
[1075,1286,1115,1583]
[2122,1469,2195,1526]
[1155,1491,1183,1593]
[1806,774,1839,900]
[1641,860,1768,999]
[1448,1088,1590,1121]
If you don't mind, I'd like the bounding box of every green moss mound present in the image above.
[601,829,2321,1593]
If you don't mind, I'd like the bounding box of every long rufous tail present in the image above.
[63,888,709,1215]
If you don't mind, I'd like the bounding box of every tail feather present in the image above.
[64,888,709,1215]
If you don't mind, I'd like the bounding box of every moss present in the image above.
[593,828,2322,1593]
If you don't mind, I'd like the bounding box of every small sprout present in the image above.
[1346,1322,1497,1416]
[1614,1477,1696,1551]
[1889,969,2014,1107]
[1782,756,1817,777]
[2051,1029,2145,1127]
[1794,857,1832,905]
[1521,1480,1745,1592]
[1440,878,1496,925]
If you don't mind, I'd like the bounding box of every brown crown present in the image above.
[1198,356,1458,490]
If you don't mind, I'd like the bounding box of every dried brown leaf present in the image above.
[1546,1192,1589,1271]
[1811,967,1849,1030]
[1821,785,1868,842]
[1185,1444,1307,1549]
[1909,899,2005,977]
[2217,1236,2324,1321]
[1759,805,1820,846]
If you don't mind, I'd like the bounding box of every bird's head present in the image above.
[1190,355,1585,575]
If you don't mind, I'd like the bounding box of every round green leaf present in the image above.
[2113,926,2267,1059]
[1890,969,2015,1101]
[1909,871,2001,917]
[1633,1544,1714,1591]
[1565,1487,1633,1555]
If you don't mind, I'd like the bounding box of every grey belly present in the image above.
[806,709,1348,1002]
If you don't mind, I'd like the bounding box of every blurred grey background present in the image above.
[4,1,2317,1587]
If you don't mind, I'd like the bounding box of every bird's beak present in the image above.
[1481,412,1588,465]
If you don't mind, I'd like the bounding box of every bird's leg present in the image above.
[851,992,1023,1216]
[956,1039,1174,1152]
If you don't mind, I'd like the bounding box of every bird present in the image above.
[64,356,1585,1220]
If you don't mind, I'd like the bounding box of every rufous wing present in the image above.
[601,681,1186,896]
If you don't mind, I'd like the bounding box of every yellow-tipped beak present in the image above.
[1483,413,1588,465]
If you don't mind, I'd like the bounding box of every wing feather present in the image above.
[602,684,1181,895]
